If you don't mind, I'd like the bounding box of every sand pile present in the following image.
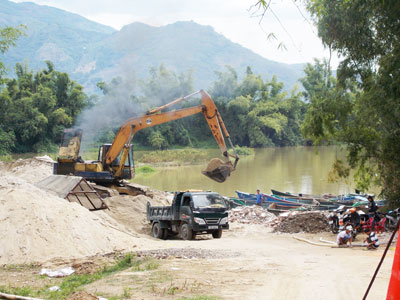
[101,192,172,235]
[273,211,330,233]
[0,176,143,265]
[0,156,176,265]
[0,156,54,184]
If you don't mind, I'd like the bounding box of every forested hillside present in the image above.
[0,0,304,92]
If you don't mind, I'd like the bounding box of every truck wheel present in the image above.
[161,228,168,240]
[152,222,163,239]
[212,229,222,239]
[180,223,193,240]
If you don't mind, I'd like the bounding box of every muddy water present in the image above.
[133,146,359,197]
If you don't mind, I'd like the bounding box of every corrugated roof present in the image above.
[35,175,85,199]
[35,175,107,210]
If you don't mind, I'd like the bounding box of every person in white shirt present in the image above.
[363,227,380,249]
[337,226,353,247]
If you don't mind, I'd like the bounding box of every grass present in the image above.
[122,286,131,298]
[135,165,157,175]
[4,146,225,166]
[231,145,254,156]
[0,263,40,271]
[138,149,209,165]
[148,278,207,298]
[0,154,13,162]
[0,253,160,300]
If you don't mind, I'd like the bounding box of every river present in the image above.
[133,146,359,197]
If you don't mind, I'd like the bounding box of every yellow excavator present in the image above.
[55,90,239,186]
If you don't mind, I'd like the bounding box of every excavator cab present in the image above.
[98,144,134,180]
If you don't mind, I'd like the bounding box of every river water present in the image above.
[133,146,359,197]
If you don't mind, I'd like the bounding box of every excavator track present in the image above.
[92,181,154,198]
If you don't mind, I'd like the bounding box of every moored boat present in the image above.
[271,188,361,206]
[271,189,337,200]
[236,190,346,211]
[235,190,304,209]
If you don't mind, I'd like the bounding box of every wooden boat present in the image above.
[235,190,257,201]
[271,188,358,205]
[271,189,337,200]
[235,191,304,209]
[272,194,339,207]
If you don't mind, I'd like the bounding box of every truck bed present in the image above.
[147,203,173,221]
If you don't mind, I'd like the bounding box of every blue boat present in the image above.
[235,191,303,209]
[271,188,358,204]
[235,190,257,201]
[262,194,305,208]
[235,190,344,211]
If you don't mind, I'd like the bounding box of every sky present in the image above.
[11,0,340,67]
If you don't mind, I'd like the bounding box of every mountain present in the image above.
[0,0,305,93]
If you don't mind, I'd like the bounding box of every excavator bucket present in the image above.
[202,158,234,183]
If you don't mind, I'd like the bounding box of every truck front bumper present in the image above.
[192,224,229,232]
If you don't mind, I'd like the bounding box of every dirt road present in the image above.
[128,224,393,300]
[0,224,394,300]
[0,157,394,299]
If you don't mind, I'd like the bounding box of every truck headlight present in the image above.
[194,217,206,225]
[220,217,228,225]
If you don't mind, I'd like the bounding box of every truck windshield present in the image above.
[192,194,226,208]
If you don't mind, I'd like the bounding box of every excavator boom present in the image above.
[106,90,239,182]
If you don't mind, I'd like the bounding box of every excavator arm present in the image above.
[105,90,239,183]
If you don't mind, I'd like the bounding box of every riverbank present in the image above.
[0,156,394,300]
[2,146,253,165]
[0,225,394,300]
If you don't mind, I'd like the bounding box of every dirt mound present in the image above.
[228,205,276,225]
[274,211,330,233]
[0,176,146,265]
[66,291,98,300]
[101,192,172,235]
[0,156,175,265]
[0,156,54,184]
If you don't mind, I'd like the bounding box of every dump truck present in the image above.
[54,90,239,190]
[147,191,229,240]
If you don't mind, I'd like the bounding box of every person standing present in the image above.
[367,195,379,229]
[256,189,262,206]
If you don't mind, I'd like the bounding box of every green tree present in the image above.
[298,1,400,206]
[0,25,25,82]
[300,59,355,145]
[0,25,24,154]
[212,67,306,147]
[93,64,306,151]
[0,62,87,153]
[148,130,167,150]
[141,64,193,107]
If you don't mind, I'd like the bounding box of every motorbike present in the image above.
[383,208,399,231]
[329,206,366,239]
[328,206,346,234]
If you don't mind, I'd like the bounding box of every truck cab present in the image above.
[147,191,229,240]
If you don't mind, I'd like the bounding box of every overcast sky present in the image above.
[11,0,339,67]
